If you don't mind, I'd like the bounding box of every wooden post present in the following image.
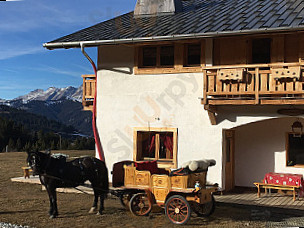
[203,70,208,104]
[175,43,183,71]
[255,68,259,104]
[299,33,304,63]
[82,75,86,107]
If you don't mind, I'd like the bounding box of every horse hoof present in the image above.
[96,211,103,216]
[89,207,97,214]
[49,215,56,219]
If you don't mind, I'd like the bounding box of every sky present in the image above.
[0,0,136,100]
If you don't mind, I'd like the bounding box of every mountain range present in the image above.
[1,86,83,104]
[0,86,93,136]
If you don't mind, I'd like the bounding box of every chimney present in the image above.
[134,0,182,17]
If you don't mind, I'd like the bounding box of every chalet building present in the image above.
[44,0,304,191]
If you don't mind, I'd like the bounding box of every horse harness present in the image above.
[35,156,107,194]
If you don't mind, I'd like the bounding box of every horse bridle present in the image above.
[28,152,52,175]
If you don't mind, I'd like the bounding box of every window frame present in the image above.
[286,132,304,168]
[133,127,178,169]
[183,43,202,67]
[139,45,175,68]
[134,41,204,75]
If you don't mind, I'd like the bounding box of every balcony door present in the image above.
[224,130,235,191]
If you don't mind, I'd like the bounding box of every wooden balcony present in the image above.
[82,74,96,111]
[203,63,304,106]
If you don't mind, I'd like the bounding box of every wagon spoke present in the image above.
[169,211,175,216]
[180,205,187,210]
[175,214,179,221]
[180,212,186,219]
[139,208,144,214]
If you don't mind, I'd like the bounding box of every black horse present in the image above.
[26,151,108,218]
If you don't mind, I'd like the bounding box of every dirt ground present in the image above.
[0,151,283,227]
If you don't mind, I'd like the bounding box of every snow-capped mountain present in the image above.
[12,86,82,103]
[0,86,92,136]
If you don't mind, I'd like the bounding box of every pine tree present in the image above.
[16,138,22,151]
[8,138,15,152]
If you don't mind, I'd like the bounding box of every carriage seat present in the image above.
[135,160,169,175]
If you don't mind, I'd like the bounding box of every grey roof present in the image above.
[44,0,304,49]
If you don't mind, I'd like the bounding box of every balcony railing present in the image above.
[203,63,304,106]
[82,74,96,111]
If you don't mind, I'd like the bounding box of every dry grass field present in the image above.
[0,151,269,227]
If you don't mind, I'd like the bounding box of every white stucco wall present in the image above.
[95,44,304,189]
[234,117,304,187]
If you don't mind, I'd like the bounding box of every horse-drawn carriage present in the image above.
[111,160,217,225]
[26,150,217,224]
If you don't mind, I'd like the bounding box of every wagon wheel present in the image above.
[129,193,152,216]
[192,194,215,217]
[119,193,133,208]
[165,195,191,225]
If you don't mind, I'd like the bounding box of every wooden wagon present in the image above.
[111,161,217,225]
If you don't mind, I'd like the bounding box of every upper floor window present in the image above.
[252,38,271,64]
[184,43,201,66]
[142,46,157,67]
[160,46,174,66]
[141,45,174,68]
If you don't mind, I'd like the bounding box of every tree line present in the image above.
[0,116,95,152]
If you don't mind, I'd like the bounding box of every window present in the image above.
[286,133,304,167]
[160,46,174,66]
[252,38,271,64]
[140,45,174,68]
[134,128,177,168]
[142,47,157,67]
[135,41,204,74]
[184,43,201,66]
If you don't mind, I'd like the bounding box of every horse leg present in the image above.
[51,189,58,218]
[46,185,58,218]
[89,188,99,214]
[98,193,105,215]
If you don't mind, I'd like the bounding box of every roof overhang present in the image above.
[43,26,304,50]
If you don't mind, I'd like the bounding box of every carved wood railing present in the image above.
[82,74,96,111]
[203,63,304,105]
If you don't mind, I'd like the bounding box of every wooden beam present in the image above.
[260,99,304,105]
[204,105,217,125]
[134,67,202,75]
[203,62,302,70]
[208,100,256,105]
[207,111,217,125]
[203,70,207,105]
[207,91,255,95]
